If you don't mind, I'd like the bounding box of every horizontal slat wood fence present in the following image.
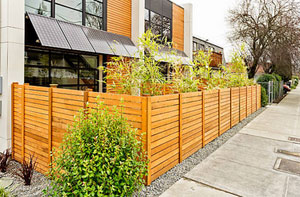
[11,83,261,185]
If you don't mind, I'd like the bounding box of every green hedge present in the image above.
[261,87,268,107]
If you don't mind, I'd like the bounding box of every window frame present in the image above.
[145,8,172,43]
[25,47,100,91]
[26,0,107,30]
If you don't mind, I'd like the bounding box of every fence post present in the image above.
[48,85,57,166]
[230,88,232,128]
[11,82,18,159]
[179,94,183,163]
[218,89,221,136]
[238,87,240,122]
[144,96,152,185]
[21,84,29,160]
[202,91,205,147]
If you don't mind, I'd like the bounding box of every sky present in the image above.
[171,0,237,62]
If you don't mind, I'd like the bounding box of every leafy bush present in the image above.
[46,102,148,196]
[292,76,299,87]
[261,87,268,107]
[272,73,282,82]
[0,149,11,173]
[15,154,37,185]
[0,187,10,197]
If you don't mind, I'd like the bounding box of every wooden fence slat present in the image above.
[202,91,205,147]
[11,82,18,159]
[230,88,232,128]
[146,97,152,185]
[218,89,221,136]
[179,94,183,163]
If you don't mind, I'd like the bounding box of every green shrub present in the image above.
[0,187,10,197]
[292,76,299,87]
[272,73,282,82]
[261,87,268,107]
[46,102,148,196]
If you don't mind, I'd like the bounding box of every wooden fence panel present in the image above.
[23,85,50,173]
[219,88,231,135]
[252,86,257,113]
[150,94,180,181]
[204,90,219,145]
[246,86,252,117]
[239,87,247,121]
[12,84,23,162]
[181,92,203,160]
[11,83,262,185]
[257,85,261,109]
[231,88,240,127]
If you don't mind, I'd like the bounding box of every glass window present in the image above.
[86,14,103,30]
[151,11,162,25]
[51,54,78,68]
[25,0,104,30]
[55,5,82,25]
[79,70,96,85]
[145,9,150,21]
[86,0,103,16]
[51,68,78,85]
[80,55,98,68]
[25,50,49,66]
[25,0,51,16]
[55,0,82,11]
[25,67,49,86]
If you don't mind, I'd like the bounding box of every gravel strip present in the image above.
[136,107,266,197]
[0,161,50,197]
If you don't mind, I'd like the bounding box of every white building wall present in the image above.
[0,0,25,151]
[131,0,145,48]
[183,3,193,59]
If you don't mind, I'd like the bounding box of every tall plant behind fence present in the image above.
[12,83,261,185]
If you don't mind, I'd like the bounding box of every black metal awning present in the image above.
[26,13,138,57]
[154,47,192,65]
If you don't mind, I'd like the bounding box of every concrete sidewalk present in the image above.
[161,87,300,197]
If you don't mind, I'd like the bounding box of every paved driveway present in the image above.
[161,87,300,197]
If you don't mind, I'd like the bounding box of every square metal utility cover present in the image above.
[274,158,300,176]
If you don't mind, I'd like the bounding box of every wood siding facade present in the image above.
[172,4,184,51]
[107,0,132,38]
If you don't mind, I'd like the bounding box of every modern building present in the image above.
[0,0,193,151]
[193,36,225,67]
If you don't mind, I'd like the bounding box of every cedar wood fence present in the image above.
[11,83,261,185]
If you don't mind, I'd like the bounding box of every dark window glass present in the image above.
[51,54,78,68]
[163,17,171,29]
[51,68,78,85]
[25,0,51,16]
[193,42,197,51]
[86,0,103,16]
[55,0,82,11]
[145,10,171,42]
[79,55,98,68]
[25,0,104,30]
[55,5,82,25]
[86,14,103,30]
[145,20,150,32]
[151,11,162,25]
[25,50,49,66]
[25,49,99,90]
[25,67,49,86]
[79,70,96,85]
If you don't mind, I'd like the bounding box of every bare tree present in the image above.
[228,0,300,78]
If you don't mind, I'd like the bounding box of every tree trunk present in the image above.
[248,58,259,78]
